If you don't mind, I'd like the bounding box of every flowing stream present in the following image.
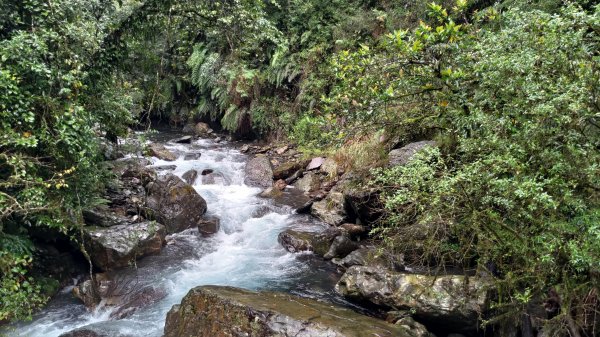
[5,135,344,337]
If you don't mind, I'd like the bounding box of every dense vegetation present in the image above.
[1,0,598,334]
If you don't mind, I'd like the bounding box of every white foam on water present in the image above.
[6,137,308,337]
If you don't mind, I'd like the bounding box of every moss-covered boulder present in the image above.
[336,266,491,331]
[244,155,273,188]
[83,221,165,271]
[277,228,340,257]
[145,174,207,233]
[164,285,416,337]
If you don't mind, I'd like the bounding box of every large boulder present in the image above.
[164,285,414,337]
[277,228,341,257]
[293,171,321,193]
[244,156,273,188]
[145,174,207,233]
[181,169,198,185]
[83,221,166,271]
[323,233,359,260]
[335,266,491,331]
[311,191,348,226]
[147,143,177,161]
[82,207,130,227]
[388,141,436,167]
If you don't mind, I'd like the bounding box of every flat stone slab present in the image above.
[164,285,415,337]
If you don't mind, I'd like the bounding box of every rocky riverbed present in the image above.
[4,125,494,337]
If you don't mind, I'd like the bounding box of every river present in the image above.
[6,135,346,337]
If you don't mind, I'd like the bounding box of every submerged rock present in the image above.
[83,222,166,271]
[388,141,436,167]
[335,266,490,330]
[147,143,177,161]
[58,329,109,337]
[244,155,273,188]
[164,285,414,337]
[73,273,167,319]
[145,174,207,233]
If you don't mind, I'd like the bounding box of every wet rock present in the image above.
[277,228,341,257]
[145,174,207,233]
[182,169,198,185]
[201,171,228,185]
[73,273,167,319]
[311,192,348,226]
[153,164,177,172]
[294,171,321,193]
[306,157,325,170]
[197,216,220,236]
[201,169,213,175]
[295,200,313,214]
[273,161,306,180]
[147,143,177,161]
[171,135,192,144]
[110,286,168,319]
[183,152,201,161]
[252,206,274,218]
[335,266,491,331]
[194,122,212,136]
[388,141,436,167]
[323,234,359,260]
[163,285,412,337]
[240,144,250,153]
[244,156,273,188]
[58,329,108,337]
[83,222,166,271]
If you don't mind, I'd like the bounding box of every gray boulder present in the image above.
[388,141,436,167]
[145,174,207,233]
[336,266,491,330]
[293,171,321,193]
[277,228,341,257]
[164,285,414,337]
[244,156,273,188]
[311,192,348,226]
[182,169,198,185]
[323,233,359,260]
[83,222,165,271]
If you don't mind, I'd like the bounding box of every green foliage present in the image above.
[0,0,138,321]
[359,3,600,332]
